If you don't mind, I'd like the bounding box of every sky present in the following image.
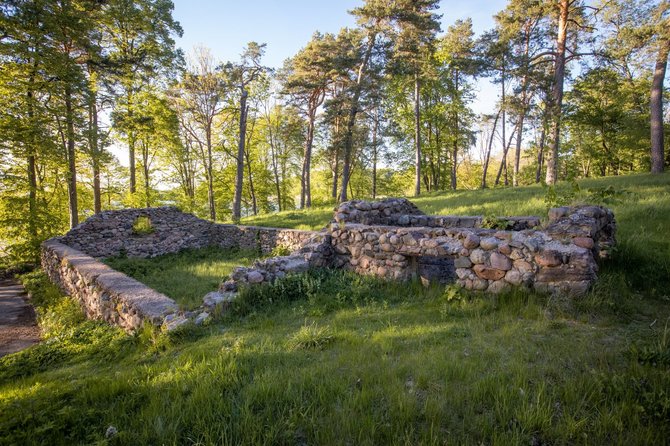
[171,0,508,114]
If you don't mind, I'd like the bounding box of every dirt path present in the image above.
[0,279,40,357]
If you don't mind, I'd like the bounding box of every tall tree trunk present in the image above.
[232,89,248,223]
[651,36,669,173]
[301,108,316,208]
[501,54,506,185]
[128,91,136,194]
[451,74,460,191]
[414,72,422,196]
[372,112,378,199]
[142,141,150,207]
[535,125,546,183]
[65,85,78,228]
[331,114,340,200]
[245,147,257,216]
[513,93,528,187]
[546,0,569,185]
[89,97,101,213]
[206,128,216,220]
[495,122,518,186]
[482,109,501,189]
[269,135,282,212]
[26,86,38,240]
[340,33,376,203]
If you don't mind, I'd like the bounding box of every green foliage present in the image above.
[131,215,154,235]
[230,269,406,318]
[480,214,514,230]
[269,245,291,257]
[287,322,335,351]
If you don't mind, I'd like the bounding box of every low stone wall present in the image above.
[328,204,615,296]
[42,240,179,331]
[220,233,333,292]
[210,224,319,255]
[333,198,541,230]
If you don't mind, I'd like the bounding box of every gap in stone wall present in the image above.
[415,255,457,286]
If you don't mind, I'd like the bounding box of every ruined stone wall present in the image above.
[333,198,541,230]
[43,200,616,332]
[59,206,319,259]
[42,240,179,331]
[328,205,615,297]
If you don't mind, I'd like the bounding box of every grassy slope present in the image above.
[104,248,260,310]
[1,173,669,445]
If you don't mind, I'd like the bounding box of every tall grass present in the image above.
[1,173,669,445]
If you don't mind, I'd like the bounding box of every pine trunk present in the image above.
[546,0,569,185]
[232,89,248,223]
[414,73,422,196]
[339,33,376,203]
[651,37,669,173]
[481,109,501,189]
[206,127,216,220]
[65,85,78,228]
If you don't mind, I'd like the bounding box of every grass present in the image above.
[1,172,669,445]
[241,205,334,230]
[104,247,261,310]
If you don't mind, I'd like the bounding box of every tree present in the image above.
[544,0,595,185]
[105,0,182,196]
[436,19,478,190]
[650,1,669,173]
[494,0,550,186]
[171,46,224,220]
[389,0,441,196]
[221,42,267,223]
[282,33,334,208]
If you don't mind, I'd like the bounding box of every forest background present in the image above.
[1,0,668,265]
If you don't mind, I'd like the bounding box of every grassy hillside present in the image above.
[1,173,669,445]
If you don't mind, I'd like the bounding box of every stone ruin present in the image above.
[42,198,616,331]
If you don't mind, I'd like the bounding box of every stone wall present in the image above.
[328,204,615,297]
[59,206,319,259]
[42,240,179,331]
[333,198,541,230]
[43,200,616,332]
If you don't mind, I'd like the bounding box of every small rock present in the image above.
[194,312,210,325]
[247,270,264,283]
[470,248,487,264]
[105,426,118,439]
[548,206,570,220]
[490,252,512,271]
[163,314,190,331]
[454,256,472,268]
[463,233,480,249]
[480,237,499,250]
[573,237,594,249]
[498,243,512,255]
[473,264,505,281]
[504,269,523,286]
[535,250,562,267]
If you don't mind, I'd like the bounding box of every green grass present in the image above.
[104,247,261,310]
[1,172,670,445]
[241,205,335,230]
